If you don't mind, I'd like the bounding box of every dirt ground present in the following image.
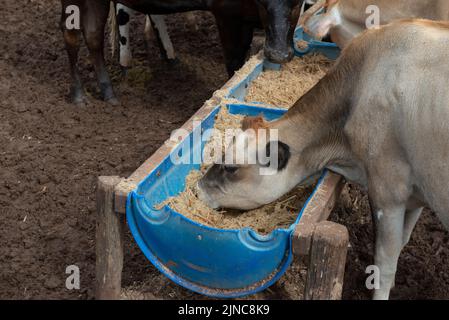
[0,0,448,300]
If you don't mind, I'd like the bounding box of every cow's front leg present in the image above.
[371,204,406,300]
[61,1,87,105]
[214,15,254,76]
[117,4,134,77]
[83,1,119,105]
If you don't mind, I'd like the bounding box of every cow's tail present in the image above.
[108,1,117,58]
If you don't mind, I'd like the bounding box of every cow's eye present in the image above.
[223,165,239,174]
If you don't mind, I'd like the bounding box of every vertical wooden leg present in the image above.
[95,176,124,300]
[304,221,349,300]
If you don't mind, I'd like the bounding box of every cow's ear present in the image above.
[242,115,268,131]
[265,141,291,171]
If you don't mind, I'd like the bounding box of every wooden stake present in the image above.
[293,172,343,257]
[95,176,124,300]
[304,221,349,300]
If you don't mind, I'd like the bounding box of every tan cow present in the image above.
[303,0,449,47]
[198,20,449,299]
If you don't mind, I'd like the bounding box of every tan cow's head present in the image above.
[197,116,312,210]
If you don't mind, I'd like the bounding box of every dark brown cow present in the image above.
[60,0,302,105]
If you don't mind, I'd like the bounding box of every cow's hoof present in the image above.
[100,84,119,106]
[72,94,88,107]
[71,87,88,106]
[164,57,180,67]
[74,100,88,108]
[105,96,120,106]
[120,66,129,78]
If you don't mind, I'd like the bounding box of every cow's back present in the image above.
[339,0,449,24]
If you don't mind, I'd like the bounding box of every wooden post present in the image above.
[304,221,349,300]
[96,176,124,300]
[293,172,344,257]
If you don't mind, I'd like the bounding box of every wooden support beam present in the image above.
[96,176,124,300]
[293,172,344,256]
[304,221,349,300]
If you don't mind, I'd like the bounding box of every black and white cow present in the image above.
[115,1,317,74]
[113,4,176,73]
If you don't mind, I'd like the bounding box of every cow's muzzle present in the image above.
[264,46,294,64]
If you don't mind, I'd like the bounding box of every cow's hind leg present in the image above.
[61,3,86,105]
[149,15,176,62]
[83,1,119,105]
[63,29,87,105]
[117,4,133,76]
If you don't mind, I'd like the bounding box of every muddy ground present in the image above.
[0,0,448,300]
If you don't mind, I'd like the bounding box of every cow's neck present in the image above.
[276,55,366,184]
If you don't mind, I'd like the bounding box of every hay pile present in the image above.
[296,40,310,50]
[157,107,315,234]
[246,54,333,108]
[161,169,314,234]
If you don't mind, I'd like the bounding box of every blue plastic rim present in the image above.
[126,29,340,298]
[294,26,340,59]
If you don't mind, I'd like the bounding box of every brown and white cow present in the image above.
[302,0,449,48]
[198,20,449,299]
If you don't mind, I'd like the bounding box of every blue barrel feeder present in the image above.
[126,27,340,298]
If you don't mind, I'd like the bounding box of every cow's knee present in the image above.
[84,31,104,52]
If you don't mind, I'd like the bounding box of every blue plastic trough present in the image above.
[228,27,340,102]
[126,27,340,298]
